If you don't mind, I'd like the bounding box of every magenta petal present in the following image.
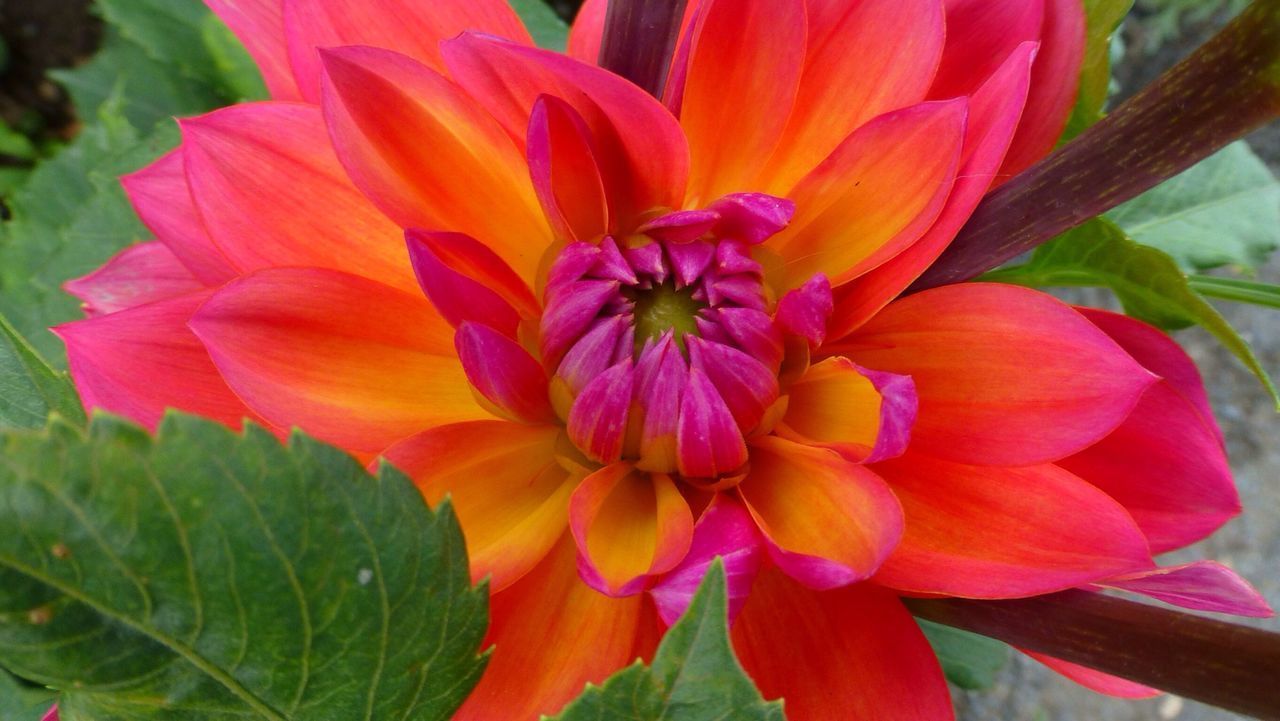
[687,337,779,432]
[540,279,621,364]
[775,273,834,347]
[665,240,717,287]
[595,237,640,284]
[650,494,764,626]
[713,307,784,368]
[407,230,522,337]
[1099,562,1274,618]
[455,322,554,423]
[41,705,58,721]
[708,192,796,245]
[858,365,919,463]
[568,359,636,463]
[65,242,205,317]
[634,334,688,472]
[623,242,668,284]
[714,239,763,275]
[557,316,631,395]
[637,209,721,243]
[676,369,748,478]
[706,275,767,311]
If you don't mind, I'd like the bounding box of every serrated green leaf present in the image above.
[1107,141,1280,271]
[0,104,178,364]
[984,217,1280,408]
[0,666,55,721]
[0,313,85,431]
[550,561,784,721]
[918,620,1009,691]
[1062,0,1135,140]
[1188,275,1280,310]
[511,0,571,50]
[0,414,489,720]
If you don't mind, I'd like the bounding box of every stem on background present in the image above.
[1189,275,1280,309]
[911,0,1280,291]
[598,0,689,98]
[905,592,1280,720]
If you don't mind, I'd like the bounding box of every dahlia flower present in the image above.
[55,0,1270,718]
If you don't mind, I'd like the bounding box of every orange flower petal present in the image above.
[569,464,694,596]
[456,535,650,721]
[180,102,416,293]
[873,453,1153,598]
[320,46,552,283]
[732,567,954,721]
[190,267,486,454]
[777,356,916,463]
[678,0,806,205]
[379,421,574,592]
[772,100,966,289]
[738,436,903,590]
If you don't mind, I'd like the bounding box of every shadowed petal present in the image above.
[455,322,555,424]
[407,231,523,338]
[528,95,610,242]
[379,421,574,592]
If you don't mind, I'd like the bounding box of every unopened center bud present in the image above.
[628,280,706,352]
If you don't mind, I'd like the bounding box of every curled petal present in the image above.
[407,231,523,338]
[873,454,1154,598]
[687,337,779,434]
[379,421,574,591]
[567,359,635,463]
[650,493,764,626]
[570,464,694,596]
[65,242,203,317]
[738,436,903,590]
[677,369,749,479]
[634,335,688,473]
[778,357,916,464]
[1098,562,1273,618]
[707,193,796,246]
[834,283,1156,466]
[527,95,610,242]
[775,274,833,347]
[455,322,554,424]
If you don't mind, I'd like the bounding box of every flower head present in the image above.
[56,0,1267,718]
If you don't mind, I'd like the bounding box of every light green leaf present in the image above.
[1107,141,1280,271]
[510,0,571,51]
[0,666,56,721]
[551,561,784,721]
[1062,0,1135,140]
[1188,275,1280,310]
[984,217,1280,408]
[0,414,489,720]
[919,620,1009,691]
[0,102,178,364]
[0,313,85,431]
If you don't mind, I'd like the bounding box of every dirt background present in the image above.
[0,2,1275,720]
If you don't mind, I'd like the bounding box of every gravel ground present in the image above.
[957,8,1280,720]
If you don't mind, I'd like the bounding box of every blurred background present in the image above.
[0,1,1274,719]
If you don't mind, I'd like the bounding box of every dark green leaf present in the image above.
[551,561,784,721]
[510,0,570,50]
[0,667,55,721]
[1188,275,1280,310]
[1062,0,1135,140]
[0,414,488,720]
[918,620,1009,691]
[0,102,178,364]
[0,313,84,431]
[984,217,1280,408]
[1107,141,1280,271]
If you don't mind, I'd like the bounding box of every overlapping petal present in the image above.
[833,284,1156,466]
[380,421,575,591]
[190,267,485,453]
[204,0,301,100]
[733,568,954,721]
[777,357,917,463]
[64,242,204,317]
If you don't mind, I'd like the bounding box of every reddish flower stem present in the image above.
[911,0,1280,291]
[598,0,689,99]
[905,591,1280,719]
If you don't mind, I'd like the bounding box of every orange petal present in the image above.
[190,267,486,454]
[180,102,416,293]
[832,283,1156,466]
[566,0,606,63]
[777,356,916,463]
[738,436,903,590]
[733,567,954,721]
[320,46,552,283]
[456,535,651,720]
[873,453,1153,598]
[761,0,946,194]
[772,100,966,289]
[678,0,807,204]
[379,421,574,592]
[569,464,694,596]
[281,0,532,102]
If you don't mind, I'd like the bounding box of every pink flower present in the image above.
[54,1,1266,718]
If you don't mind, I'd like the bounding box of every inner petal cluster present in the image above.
[541,195,805,481]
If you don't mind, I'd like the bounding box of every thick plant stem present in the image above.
[598,0,689,99]
[911,0,1280,291]
[905,592,1280,720]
